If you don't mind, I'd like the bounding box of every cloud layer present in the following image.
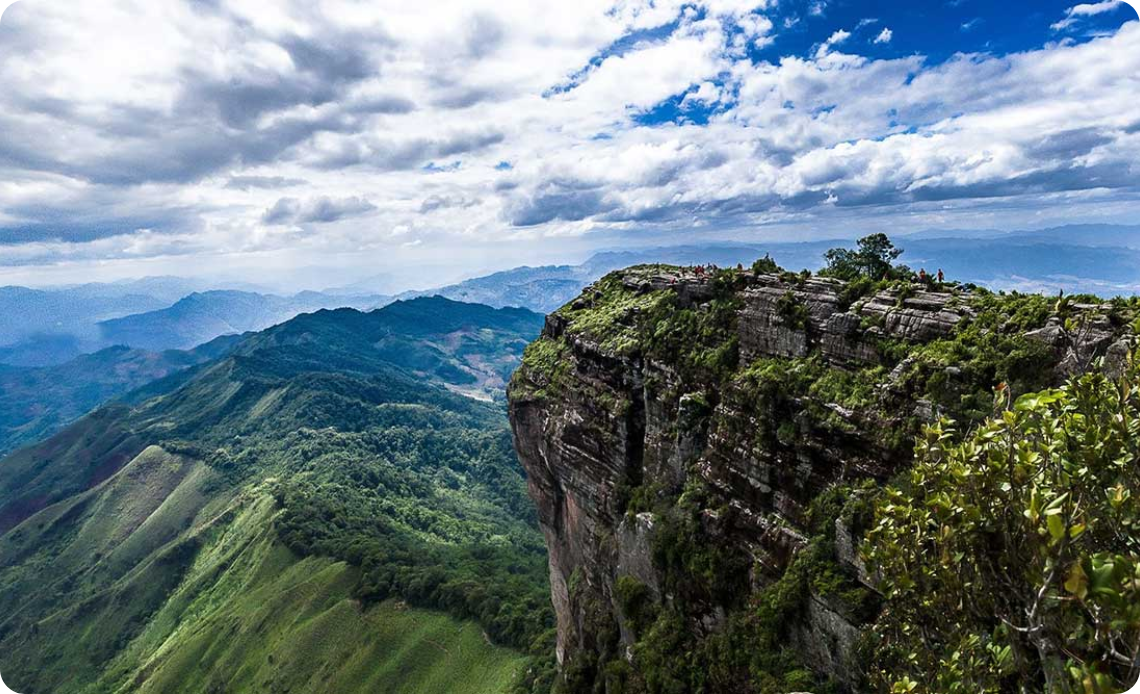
[0,0,1137,286]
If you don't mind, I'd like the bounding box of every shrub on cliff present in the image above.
[866,349,1140,693]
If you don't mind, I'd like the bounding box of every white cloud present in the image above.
[815,28,851,56]
[0,0,1136,287]
[1052,0,1124,30]
[261,196,376,225]
[873,27,893,43]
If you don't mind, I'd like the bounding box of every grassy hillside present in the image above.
[0,464,525,694]
[0,297,551,694]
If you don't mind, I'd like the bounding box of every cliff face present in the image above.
[508,266,1125,691]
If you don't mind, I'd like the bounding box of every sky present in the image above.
[0,0,1137,290]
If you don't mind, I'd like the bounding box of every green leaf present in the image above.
[1064,563,1088,600]
[1047,514,1066,542]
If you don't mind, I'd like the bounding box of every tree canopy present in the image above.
[821,233,905,281]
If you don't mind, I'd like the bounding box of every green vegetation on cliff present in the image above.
[511,236,1140,694]
[866,359,1140,693]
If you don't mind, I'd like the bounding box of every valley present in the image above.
[2,240,1139,694]
[0,297,552,694]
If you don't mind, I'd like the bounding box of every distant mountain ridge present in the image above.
[236,296,544,401]
[902,223,1140,247]
[97,289,388,352]
[0,335,243,458]
[0,285,390,366]
[406,225,1140,312]
[0,296,542,465]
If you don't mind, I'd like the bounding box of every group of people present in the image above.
[681,261,947,287]
[691,263,722,278]
[917,268,946,285]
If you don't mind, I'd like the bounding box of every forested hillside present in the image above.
[0,297,553,694]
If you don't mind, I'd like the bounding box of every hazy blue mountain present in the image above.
[0,335,243,458]
[0,334,87,367]
[52,276,277,302]
[0,286,169,357]
[900,223,1140,248]
[1006,224,1140,248]
[400,266,588,313]
[408,226,1140,313]
[97,290,390,352]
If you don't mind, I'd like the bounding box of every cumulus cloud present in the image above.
[0,0,1136,286]
[262,196,376,225]
[815,28,851,57]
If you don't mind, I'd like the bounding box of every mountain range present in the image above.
[4,225,1139,370]
[0,287,389,366]
[401,225,1140,312]
[0,296,550,694]
[2,243,1139,694]
[96,290,389,352]
[0,335,244,459]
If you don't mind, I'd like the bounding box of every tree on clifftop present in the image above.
[821,233,904,281]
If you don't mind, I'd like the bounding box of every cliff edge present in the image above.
[508,263,1129,692]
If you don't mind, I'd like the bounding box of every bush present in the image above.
[615,575,658,635]
[752,255,781,274]
[866,349,1140,693]
[776,291,810,331]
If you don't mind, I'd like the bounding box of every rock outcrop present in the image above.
[508,266,1124,689]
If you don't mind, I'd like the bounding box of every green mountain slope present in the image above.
[0,297,551,694]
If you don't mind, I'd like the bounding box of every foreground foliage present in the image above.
[866,353,1140,693]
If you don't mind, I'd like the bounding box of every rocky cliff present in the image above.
[508,265,1128,692]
